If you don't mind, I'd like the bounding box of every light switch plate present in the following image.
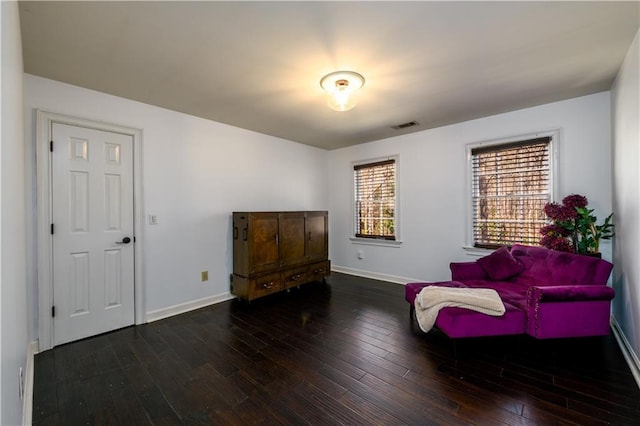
[149,214,158,225]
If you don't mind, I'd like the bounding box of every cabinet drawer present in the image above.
[307,260,331,282]
[252,272,282,299]
[282,267,308,290]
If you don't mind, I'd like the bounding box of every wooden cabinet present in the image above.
[232,211,330,301]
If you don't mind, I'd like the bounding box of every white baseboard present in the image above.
[23,340,39,426]
[611,316,640,389]
[331,265,425,285]
[145,292,235,323]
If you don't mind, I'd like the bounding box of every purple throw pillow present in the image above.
[477,246,524,280]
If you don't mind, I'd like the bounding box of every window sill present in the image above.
[350,237,402,247]
[462,246,494,257]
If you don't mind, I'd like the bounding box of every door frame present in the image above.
[36,110,145,350]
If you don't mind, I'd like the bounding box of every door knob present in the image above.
[115,237,132,244]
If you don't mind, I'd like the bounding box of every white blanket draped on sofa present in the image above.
[414,286,506,333]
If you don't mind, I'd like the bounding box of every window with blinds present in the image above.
[471,137,551,248]
[354,159,396,240]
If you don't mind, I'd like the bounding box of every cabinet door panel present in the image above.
[307,212,328,261]
[280,212,306,266]
[249,214,280,273]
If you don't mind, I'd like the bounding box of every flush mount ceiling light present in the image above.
[320,71,365,112]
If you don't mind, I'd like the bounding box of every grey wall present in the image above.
[612,29,640,377]
[328,93,613,283]
[1,1,28,425]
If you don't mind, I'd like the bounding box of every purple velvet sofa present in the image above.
[405,244,614,340]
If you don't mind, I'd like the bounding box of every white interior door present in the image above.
[51,122,135,346]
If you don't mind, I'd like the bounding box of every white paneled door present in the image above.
[51,123,135,346]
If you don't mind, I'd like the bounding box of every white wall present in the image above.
[1,1,28,425]
[612,30,640,368]
[24,75,328,329]
[328,92,613,283]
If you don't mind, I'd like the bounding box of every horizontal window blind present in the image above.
[471,137,551,248]
[354,159,396,240]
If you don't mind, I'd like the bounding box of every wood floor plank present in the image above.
[31,381,57,421]
[136,384,181,424]
[338,390,408,425]
[280,333,368,381]
[232,369,309,425]
[403,367,525,418]
[289,381,373,425]
[32,273,640,425]
[318,362,450,425]
[259,337,350,399]
[191,362,248,407]
[108,380,153,425]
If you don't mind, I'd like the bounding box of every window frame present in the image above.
[350,155,401,246]
[465,130,559,252]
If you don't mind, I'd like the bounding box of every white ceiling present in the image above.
[18,1,640,150]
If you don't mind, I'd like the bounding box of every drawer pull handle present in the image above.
[290,274,301,281]
[262,281,274,289]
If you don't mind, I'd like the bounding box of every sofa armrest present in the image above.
[526,285,615,339]
[526,285,615,304]
[450,262,489,281]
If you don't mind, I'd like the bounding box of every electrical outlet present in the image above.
[357,250,364,260]
[201,270,209,282]
[18,367,24,400]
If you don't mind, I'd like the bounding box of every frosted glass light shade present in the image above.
[320,71,365,112]
[327,83,357,111]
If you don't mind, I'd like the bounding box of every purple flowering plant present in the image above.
[540,194,614,254]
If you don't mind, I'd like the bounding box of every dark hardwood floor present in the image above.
[33,273,640,425]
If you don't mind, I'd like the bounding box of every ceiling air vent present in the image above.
[391,121,419,130]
